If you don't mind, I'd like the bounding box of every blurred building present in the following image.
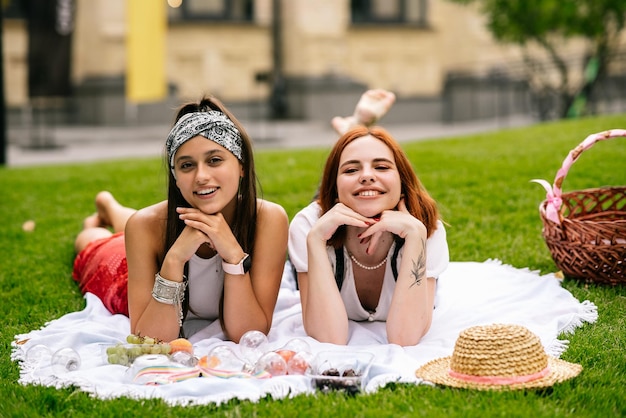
[3,0,622,127]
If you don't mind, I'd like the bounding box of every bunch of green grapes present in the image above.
[126,333,170,345]
[105,334,172,366]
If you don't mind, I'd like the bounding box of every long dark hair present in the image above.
[318,126,440,248]
[161,96,258,329]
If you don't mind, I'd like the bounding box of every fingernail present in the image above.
[373,217,380,222]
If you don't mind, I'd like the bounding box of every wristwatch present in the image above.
[222,254,251,275]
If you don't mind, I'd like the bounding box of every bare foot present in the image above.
[331,116,359,135]
[94,191,137,233]
[331,89,396,135]
[353,89,396,126]
[82,213,104,229]
[94,191,118,228]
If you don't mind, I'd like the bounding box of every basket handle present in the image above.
[532,128,626,224]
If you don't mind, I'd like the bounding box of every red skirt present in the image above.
[72,231,129,316]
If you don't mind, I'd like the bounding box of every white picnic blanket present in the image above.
[11,260,597,406]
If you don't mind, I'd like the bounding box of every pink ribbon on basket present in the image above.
[531,179,563,224]
[532,129,626,225]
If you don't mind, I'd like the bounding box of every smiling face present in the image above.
[173,135,243,216]
[336,135,402,218]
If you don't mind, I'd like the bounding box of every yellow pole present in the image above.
[126,0,166,103]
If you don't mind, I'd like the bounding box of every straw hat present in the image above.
[415,324,582,390]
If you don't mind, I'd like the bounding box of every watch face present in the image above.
[243,254,252,273]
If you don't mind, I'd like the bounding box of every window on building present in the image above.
[351,0,428,26]
[168,0,253,22]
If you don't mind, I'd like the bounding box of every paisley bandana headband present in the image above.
[166,111,243,176]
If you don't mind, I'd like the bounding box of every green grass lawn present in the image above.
[1,114,625,417]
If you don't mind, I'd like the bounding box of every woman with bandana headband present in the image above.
[72,96,289,343]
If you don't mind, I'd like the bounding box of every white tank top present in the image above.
[185,253,223,321]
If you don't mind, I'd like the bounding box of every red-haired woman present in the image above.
[288,126,449,346]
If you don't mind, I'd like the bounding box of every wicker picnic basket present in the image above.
[533,129,626,286]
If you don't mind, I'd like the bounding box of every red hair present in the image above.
[317,126,440,247]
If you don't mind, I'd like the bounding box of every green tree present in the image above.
[450,0,626,119]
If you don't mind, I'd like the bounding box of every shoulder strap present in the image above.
[390,238,405,281]
[335,247,345,290]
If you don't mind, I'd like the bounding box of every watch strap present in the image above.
[222,254,250,275]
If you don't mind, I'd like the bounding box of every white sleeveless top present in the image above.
[288,201,450,322]
[185,253,223,321]
[328,242,402,322]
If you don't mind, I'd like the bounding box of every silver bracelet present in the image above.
[152,272,187,326]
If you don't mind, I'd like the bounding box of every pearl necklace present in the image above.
[349,253,387,270]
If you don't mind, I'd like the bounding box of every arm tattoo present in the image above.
[409,237,427,288]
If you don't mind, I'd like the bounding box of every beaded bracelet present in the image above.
[152,272,187,327]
